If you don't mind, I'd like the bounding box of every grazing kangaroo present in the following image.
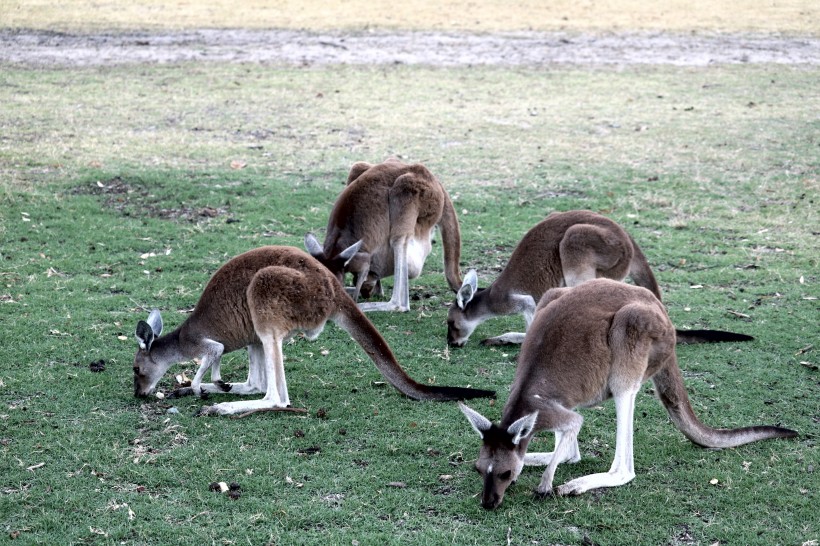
[306,158,462,312]
[459,279,797,509]
[133,246,493,416]
[448,209,752,347]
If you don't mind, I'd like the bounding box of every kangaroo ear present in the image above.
[456,269,478,309]
[459,402,492,439]
[507,412,538,445]
[304,233,325,258]
[136,309,163,351]
[135,321,155,351]
[146,309,163,336]
[337,240,364,266]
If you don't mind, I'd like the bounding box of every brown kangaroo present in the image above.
[133,246,493,416]
[306,158,462,312]
[447,209,752,347]
[459,278,797,509]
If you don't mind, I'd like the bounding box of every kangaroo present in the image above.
[459,279,797,509]
[306,158,462,312]
[447,209,752,347]
[133,246,493,416]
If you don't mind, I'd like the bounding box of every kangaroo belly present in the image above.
[407,236,433,279]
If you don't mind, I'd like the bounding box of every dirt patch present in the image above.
[70,176,231,222]
[2,29,818,67]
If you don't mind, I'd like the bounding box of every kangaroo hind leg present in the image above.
[200,332,290,416]
[555,386,639,496]
[199,265,332,416]
[555,302,661,495]
[360,172,439,312]
[358,235,411,313]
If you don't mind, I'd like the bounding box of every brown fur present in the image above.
[308,158,462,312]
[133,246,493,416]
[448,210,751,346]
[460,279,796,509]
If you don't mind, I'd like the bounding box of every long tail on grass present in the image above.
[334,295,495,401]
[675,328,754,344]
[653,362,798,448]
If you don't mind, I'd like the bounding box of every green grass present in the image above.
[1,62,818,545]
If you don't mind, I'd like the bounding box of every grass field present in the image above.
[1,3,818,545]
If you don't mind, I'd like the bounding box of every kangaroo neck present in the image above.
[499,385,537,429]
[476,281,520,317]
[149,326,188,365]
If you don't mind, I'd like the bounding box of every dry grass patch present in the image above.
[3,0,818,34]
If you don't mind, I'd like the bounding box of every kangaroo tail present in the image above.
[675,328,754,344]
[627,234,663,301]
[333,295,494,401]
[652,360,797,448]
[439,189,463,292]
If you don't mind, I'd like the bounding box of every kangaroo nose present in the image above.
[481,494,500,510]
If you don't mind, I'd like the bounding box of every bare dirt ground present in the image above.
[2,29,819,67]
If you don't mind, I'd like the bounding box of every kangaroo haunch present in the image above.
[460,279,796,510]
[306,158,462,313]
[133,246,494,416]
[448,209,753,347]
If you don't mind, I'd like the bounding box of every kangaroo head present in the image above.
[459,403,537,509]
[304,233,367,284]
[356,274,381,299]
[133,309,171,398]
[447,270,482,347]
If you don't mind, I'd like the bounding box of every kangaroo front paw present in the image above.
[215,380,232,392]
[169,386,194,399]
[533,487,556,500]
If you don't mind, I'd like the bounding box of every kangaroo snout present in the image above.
[133,374,153,398]
[481,492,502,510]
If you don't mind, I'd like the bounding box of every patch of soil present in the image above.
[2,29,818,67]
[70,176,230,222]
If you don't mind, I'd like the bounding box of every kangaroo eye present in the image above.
[499,470,512,481]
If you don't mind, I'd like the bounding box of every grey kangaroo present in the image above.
[448,209,752,347]
[133,246,493,416]
[459,279,796,509]
[306,158,462,312]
